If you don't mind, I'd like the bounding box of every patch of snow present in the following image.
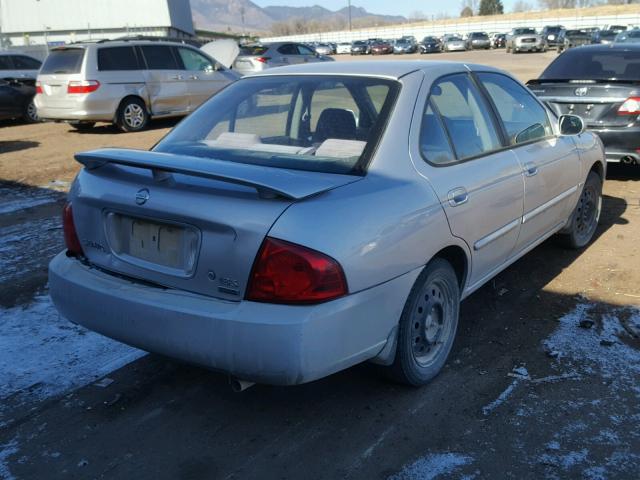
[482,378,520,416]
[389,453,474,480]
[0,183,61,215]
[0,437,19,480]
[0,294,144,418]
[0,217,63,283]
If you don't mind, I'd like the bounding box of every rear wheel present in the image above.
[22,99,39,123]
[116,97,149,132]
[386,258,460,386]
[558,171,602,249]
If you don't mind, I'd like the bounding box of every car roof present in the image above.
[56,40,199,49]
[249,60,502,80]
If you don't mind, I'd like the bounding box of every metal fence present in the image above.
[261,12,640,43]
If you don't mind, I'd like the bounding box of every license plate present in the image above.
[129,220,182,268]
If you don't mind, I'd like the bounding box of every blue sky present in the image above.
[253,0,522,18]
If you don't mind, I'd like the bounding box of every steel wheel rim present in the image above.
[123,104,145,128]
[27,101,38,122]
[575,184,600,242]
[411,279,454,367]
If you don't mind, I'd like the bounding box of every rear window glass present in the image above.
[240,46,268,56]
[140,46,179,70]
[12,56,41,69]
[154,75,399,175]
[541,49,640,80]
[40,49,85,74]
[98,47,140,71]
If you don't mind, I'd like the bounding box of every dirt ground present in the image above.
[1,49,639,479]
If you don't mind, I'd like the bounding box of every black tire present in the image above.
[558,171,602,249]
[386,258,460,386]
[116,97,149,132]
[22,99,39,123]
[69,122,95,131]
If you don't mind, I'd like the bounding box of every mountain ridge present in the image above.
[189,0,406,34]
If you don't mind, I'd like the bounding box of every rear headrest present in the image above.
[314,108,357,143]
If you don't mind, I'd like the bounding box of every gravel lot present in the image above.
[1,49,639,479]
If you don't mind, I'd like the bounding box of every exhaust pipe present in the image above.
[230,377,255,392]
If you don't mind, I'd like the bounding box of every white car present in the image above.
[336,42,352,54]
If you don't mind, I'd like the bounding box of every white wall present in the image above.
[261,12,640,43]
[0,0,194,36]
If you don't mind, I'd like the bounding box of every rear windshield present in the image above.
[40,48,85,74]
[540,49,640,80]
[154,75,399,175]
[515,28,536,35]
[545,27,562,33]
[471,33,488,38]
[240,46,268,56]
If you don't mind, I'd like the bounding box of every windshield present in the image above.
[155,75,399,175]
[546,27,562,33]
[40,48,85,74]
[447,37,462,42]
[471,33,488,39]
[540,49,640,81]
[514,28,536,35]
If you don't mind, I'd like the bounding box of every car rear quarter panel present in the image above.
[269,70,470,294]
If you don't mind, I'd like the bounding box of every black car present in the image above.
[419,36,442,53]
[527,45,640,165]
[492,34,506,49]
[350,41,370,55]
[557,29,592,53]
[541,25,564,47]
[0,78,38,123]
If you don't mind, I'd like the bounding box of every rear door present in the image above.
[174,47,230,110]
[139,45,189,115]
[477,72,579,254]
[412,73,524,289]
[276,44,301,65]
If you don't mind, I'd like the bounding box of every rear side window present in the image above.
[12,56,41,69]
[420,102,455,165]
[277,44,298,55]
[40,49,85,74]
[430,74,501,160]
[240,46,268,56]
[140,46,179,70]
[0,56,11,70]
[478,73,552,145]
[98,47,140,71]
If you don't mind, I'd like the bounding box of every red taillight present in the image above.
[35,81,43,94]
[617,97,640,115]
[62,203,84,257]
[246,238,347,304]
[255,57,271,63]
[67,80,100,94]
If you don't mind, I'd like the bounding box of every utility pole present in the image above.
[347,0,352,31]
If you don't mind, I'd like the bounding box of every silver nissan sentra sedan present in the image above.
[49,61,605,387]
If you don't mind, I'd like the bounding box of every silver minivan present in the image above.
[35,40,239,132]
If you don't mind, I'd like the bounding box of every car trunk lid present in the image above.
[529,80,640,127]
[70,148,361,301]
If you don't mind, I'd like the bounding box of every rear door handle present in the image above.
[524,163,538,177]
[447,187,469,207]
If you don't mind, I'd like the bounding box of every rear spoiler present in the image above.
[75,148,359,201]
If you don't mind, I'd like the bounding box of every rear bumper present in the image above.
[515,43,543,51]
[35,101,118,122]
[590,126,640,163]
[49,252,417,385]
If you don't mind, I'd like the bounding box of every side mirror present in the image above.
[559,114,585,136]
